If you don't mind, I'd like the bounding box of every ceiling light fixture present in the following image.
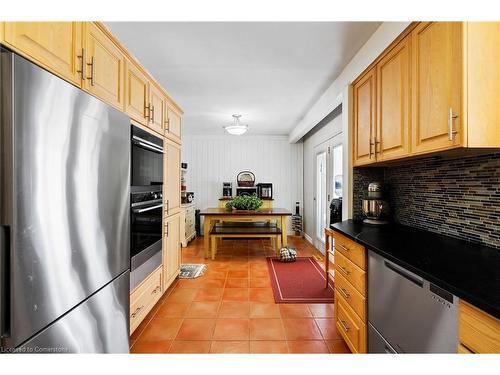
[224,114,248,135]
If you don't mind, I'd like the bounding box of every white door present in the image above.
[313,134,343,251]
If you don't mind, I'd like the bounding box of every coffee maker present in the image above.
[257,183,273,199]
[222,182,232,198]
[361,182,390,225]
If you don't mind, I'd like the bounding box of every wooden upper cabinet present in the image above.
[411,22,463,154]
[149,84,167,135]
[125,59,149,125]
[376,35,411,161]
[164,140,181,216]
[166,105,182,144]
[466,22,500,147]
[83,23,125,110]
[3,22,83,85]
[353,68,376,166]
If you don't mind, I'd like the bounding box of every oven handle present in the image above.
[133,203,163,214]
[132,135,164,154]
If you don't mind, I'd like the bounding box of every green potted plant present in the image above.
[225,194,263,211]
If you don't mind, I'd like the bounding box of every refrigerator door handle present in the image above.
[0,225,10,339]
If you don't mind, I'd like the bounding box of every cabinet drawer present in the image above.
[334,232,366,270]
[130,267,162,334]
[335,272,366,320]
[335,251,366,296]
[336,293,366,353]
[459,301,500,353]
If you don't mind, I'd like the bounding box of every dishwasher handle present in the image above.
[384,260,424,287]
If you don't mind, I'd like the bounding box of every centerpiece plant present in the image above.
[225,194,263,211]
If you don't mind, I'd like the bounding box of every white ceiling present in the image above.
[106,22,381,136]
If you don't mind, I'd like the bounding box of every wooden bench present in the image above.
[209,222,282,260]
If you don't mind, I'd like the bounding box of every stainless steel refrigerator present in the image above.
[0,47,130,353]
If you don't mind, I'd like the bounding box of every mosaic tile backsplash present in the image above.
[353,152,500,249]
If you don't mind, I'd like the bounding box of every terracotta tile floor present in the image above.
[130,236,351,354]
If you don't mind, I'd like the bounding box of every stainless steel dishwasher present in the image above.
[368,250,458,353]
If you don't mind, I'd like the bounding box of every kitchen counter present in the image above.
[330,220,500,319]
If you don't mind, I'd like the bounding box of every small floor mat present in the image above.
[267,257,334,303]
[179,264,207,279]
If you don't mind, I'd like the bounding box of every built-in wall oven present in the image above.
[130,125,164,290]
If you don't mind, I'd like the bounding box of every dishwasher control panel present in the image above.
[430,283,455,308]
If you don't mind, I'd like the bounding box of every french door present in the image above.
[314,135,343,250]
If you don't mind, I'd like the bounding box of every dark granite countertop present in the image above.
[330,220,500,319]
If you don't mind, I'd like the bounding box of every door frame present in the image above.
[313,145,328,250]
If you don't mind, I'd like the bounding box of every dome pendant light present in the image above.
[224,114,248,135]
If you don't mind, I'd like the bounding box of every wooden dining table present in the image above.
[199,207,292,258]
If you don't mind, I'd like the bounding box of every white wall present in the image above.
[302,113,343,244]
[289,22,411,143]
[182,135,303,233]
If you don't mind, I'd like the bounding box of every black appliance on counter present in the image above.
[257,183,273,199]
[130,125,164,290]
[223,182,232,197]
[236,187,258,196]
[329,197,342,226]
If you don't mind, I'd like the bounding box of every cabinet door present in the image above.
[3,22,83,85]
[376,35,411,161]
[166,106,182,144]
[124,59,149,125]
[83,23,125,110]
[164,140,181,216]
[149,84,166,135]
[411,22,463,154]
[353,68,377,166]
[163,213,181,289]
[466,22,500,148]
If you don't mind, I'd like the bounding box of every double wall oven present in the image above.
[130,125,164,290]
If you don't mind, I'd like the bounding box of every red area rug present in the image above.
[266,257,334,303]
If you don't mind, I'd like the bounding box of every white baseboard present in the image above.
[304,232,313,245]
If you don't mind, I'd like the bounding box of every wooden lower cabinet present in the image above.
[332,231,368,353]
[181,203,196,247]
[2,22,83,86]
[336,294,367,353]
[164,140,182,216]
[129,266,162,334]
[459,300,500,353]
[163,213,181,291]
